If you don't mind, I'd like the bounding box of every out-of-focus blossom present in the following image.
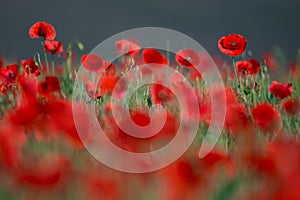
[268,81,293,99]
[175,49,200,68]
[236,58,260,75]
[282,98,300,116]
[251,103,281,133]
[114,39,141,56]
[262,52,278,71]
[81,54,103,72]
[150,83,175,105]
[225,102,251,135]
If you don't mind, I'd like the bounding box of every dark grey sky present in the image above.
[1,0,300,60]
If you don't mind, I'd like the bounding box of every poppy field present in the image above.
[0,21,300,200]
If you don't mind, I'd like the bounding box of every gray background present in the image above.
[1,0,299,60]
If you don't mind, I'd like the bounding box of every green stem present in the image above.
[41,40,49,73]
[51,54,55,75]
[232,57,240,88]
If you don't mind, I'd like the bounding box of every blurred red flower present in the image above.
[252,103,281,132]
[142,49,168,65]
[225,102,251,135]
[37,76,61,99]
[218,34,247,56]
[28,21,56,40]
[114,39,140,56]
[81,54,103,72]
[0,125,27,169]
[106,108,178,152]
[16,154,70,189]
[175,49,200,68]
[289,62,299,79]
[189,69,202,81]
[150,83,174,104]
[236,58,260,75]
[99,73,120,95]
[282,98,300,116]
[44,100,85,148]
[199,149,234,176]
[268,81,293,99]
[82,169,121,200]
[0,64,19,84]
[262,53,278,71]
[44,41,64,55]
[22,59,40,76]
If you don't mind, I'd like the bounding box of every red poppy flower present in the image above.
[175,160,199,185]
[289,62,299,79]
[162,156,204,200]
[107,108,178,152]
[142,49,168,65]
[262,53,278,71]
[81,54,103,72]
[22,59,40,76]
[190,69,202,81]
[44,40,64,55]
[199,149,234,176]
[268,81,293,99]
[150,83,174,104]
[37,76,61,99]
[102,61,116,76]
[16,154,70,188]
[82,169,121,200]
[218,34,247,56]
[28,21,56,40]
[251,103,281,132]
[99,73,120,95]
[114,39,141,56]
[236,58,260,75]
[10,102,41,126]
[175,49,200,68]
[44,100,85,148]
[0,64,19,84]
[225,103,251,135]
[282,98,300,116]
[0,125,27,169]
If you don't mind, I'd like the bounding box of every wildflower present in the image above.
[251,103,281,132]
[28,21,56,40]
[81,54,103,72]
[37,76,61,99]
[114,39,140,56]
[44,40,64,55]
[22,59,40,76]
[236,58,260,75]
[268,81,293,99]
[142,49,168,65]
[175,49,200,68]
[218,34,247,56]
[0,64,19,84]
[282,98,300,116]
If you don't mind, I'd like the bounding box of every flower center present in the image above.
[230,41,237,46]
